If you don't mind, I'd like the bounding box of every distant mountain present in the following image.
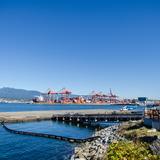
[0,87,42,100]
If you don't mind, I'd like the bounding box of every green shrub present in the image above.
[105,141,159,160]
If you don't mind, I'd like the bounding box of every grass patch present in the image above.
[118,121,160,142]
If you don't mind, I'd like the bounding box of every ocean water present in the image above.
[0,103,144,159]
[0,103,143,112]
[0,121,94,160]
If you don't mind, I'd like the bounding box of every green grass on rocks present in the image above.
[105,121,160,160]
[105,141,159,160]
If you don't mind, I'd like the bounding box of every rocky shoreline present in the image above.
[71,124,123,160]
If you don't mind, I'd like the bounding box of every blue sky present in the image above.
[0,0,160,98]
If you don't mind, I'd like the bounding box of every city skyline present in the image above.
[0,0,160,99]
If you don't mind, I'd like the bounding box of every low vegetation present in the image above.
[118,121,160,141]
[105,121,160,160]
[105,141,159,160]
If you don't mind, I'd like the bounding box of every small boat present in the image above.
[121,105,137,111]
[121,106,128,111]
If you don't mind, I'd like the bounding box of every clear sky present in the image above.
[0,0,160,98]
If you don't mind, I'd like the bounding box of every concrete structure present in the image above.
[144,107,160,131]
[0,110,142,123]
[52,113,143,123]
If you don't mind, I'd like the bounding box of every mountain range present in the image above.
[0,87,42,100]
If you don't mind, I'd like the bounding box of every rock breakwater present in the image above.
[71,124,123,160]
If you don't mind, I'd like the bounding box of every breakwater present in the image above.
[1,122,99,143]
[71,124,124,160]
[0,110,143,123]
[0,120,93,160]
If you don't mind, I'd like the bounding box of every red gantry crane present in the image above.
[45,89,57,103]
[58,88,72,103]
[108,89,118,103]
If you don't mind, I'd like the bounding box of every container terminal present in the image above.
[32,88,160,106]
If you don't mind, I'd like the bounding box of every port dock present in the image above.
[0,110,143,123]
[52,113,143,123]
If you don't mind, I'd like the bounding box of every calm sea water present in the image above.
[0,120,94,160]
[0,103,143,112]
[0,103,143,160]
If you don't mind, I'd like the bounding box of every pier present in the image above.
[52,113,143,123]
[0,110,143,123]
[0,109,143,122]
[0,110,144,143]
[1,122,100,143]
